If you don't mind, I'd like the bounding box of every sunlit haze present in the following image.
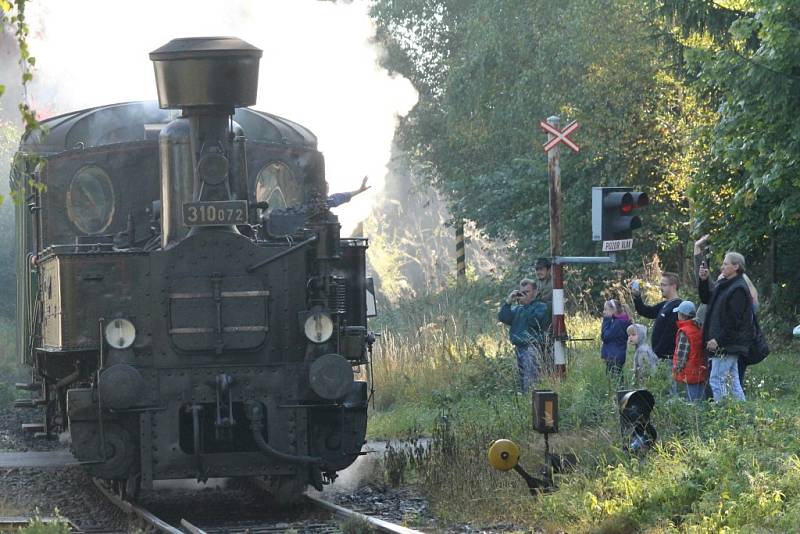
[24,0,418,232]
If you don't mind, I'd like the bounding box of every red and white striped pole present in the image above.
[540,115,582,379]
[552,261,567,378]
[545,115,567,378]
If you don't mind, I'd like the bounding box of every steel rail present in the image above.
[304,493,425,534]
[95,475,423,534]
[249,477,424,533]
[180,518,208,534]
[92,478,184,534]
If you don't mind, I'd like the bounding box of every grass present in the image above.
[367,281,800,533]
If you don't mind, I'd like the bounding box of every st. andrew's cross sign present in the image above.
[540,119,580,153]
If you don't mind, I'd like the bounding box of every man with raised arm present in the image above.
[327,175,371,208]
[631,272,683,359]
[698,252,753,401]
[631,272,683,393]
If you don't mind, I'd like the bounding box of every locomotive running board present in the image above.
[0,450,80,468]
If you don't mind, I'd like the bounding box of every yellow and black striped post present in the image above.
[456,219,465,281]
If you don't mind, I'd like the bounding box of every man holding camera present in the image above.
[631,273,682,359]
[498,279,549,393]
[698,252,753,401]
[631,273,683,394]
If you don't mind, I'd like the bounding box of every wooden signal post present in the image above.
[540,116,580,378]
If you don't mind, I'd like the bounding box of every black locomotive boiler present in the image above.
[10,37,374,501]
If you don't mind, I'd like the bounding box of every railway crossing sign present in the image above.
[540,119,581,153]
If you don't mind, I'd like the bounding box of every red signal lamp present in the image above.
[593,187,648,241]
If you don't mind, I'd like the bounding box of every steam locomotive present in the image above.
[10,37,374,501]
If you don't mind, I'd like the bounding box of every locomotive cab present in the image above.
[11,37,373,501]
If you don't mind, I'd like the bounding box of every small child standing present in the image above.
[671,300,708,402]
[627,323,658,386]
[601,299,632,377]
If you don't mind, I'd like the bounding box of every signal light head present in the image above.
[593,187,648,242]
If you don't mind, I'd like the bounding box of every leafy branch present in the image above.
[1,0,41,134]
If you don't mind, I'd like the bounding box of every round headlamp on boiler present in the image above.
[104,318,136,349]
[303,310,334,344]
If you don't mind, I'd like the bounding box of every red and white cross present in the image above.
[540,119,581,153]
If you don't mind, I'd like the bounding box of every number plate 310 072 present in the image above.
[183,201,248,226]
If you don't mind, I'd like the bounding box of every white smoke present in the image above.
[24,0,417,232]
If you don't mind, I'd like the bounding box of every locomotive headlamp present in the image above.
[304,311,334,343]
[105,318,136,349]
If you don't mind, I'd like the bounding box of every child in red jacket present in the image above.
[672,301,708,402]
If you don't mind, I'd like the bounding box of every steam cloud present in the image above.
[21,0,417,232]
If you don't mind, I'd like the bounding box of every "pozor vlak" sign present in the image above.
[602,239,633,252]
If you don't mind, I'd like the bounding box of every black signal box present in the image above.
[532,390,559,434]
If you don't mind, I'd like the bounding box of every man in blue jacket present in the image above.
[498,279,550,393]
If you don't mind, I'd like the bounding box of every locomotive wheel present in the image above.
[125,473,142,500]
[111,473,141,501]
[263,475,307,506]
[110,480,125,499]
[83,423,137,480]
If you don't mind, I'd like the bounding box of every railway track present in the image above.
[93,478,425,534]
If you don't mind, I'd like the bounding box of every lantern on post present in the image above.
[618,389,657,454]
[533,389,559,435]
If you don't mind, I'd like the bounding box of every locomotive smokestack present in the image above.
[150,37,262,248]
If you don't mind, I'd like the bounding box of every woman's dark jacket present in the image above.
[601,313,631,364]
[699,274,753,357]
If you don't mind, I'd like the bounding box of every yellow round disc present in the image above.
[487,439,520,471]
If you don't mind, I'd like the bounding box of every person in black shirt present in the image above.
[631,272,683,393]
[631,272,683,357]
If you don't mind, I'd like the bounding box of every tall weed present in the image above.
[369,279,800,532]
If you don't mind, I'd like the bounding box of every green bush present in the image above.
[369,279,800,532]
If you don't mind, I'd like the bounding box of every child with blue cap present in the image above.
[672,300,708,401]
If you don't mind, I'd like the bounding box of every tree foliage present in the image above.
[371,0,800,319]
[652,0,800,318]
[371,0,711,279]
[1,0,39,133]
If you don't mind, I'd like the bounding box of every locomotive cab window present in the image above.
[66,165,115,234]
[255,161,302,214]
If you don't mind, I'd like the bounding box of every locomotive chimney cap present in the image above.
[150,36,262,109]
[149,36,262,61]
